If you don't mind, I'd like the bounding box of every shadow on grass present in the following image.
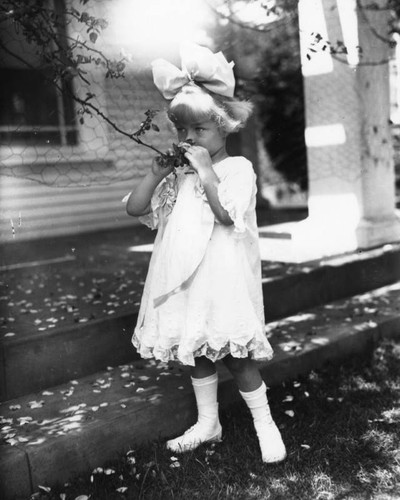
[32,341,400,500]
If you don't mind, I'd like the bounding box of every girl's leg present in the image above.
[222,355,262,392]
[166,357,222,453]
[191,355,217,379]
[223,355,286,463]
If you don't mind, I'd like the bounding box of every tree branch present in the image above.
[203,0,296,33]
[357,0,395,45]
[0,39,165,157]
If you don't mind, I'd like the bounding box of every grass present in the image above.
[32,340,400,500]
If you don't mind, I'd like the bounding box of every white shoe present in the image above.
[166,422,222,453]
[257,421,287,463]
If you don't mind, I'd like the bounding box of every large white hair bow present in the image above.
[151,42,235,100]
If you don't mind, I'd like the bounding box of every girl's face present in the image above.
[175,119,226,159]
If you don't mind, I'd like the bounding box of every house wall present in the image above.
[0,0,178,244]
[0,69,174,243]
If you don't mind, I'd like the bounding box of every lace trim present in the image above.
[131,332,273,366]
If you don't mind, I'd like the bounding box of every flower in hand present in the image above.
[156,140,195,170]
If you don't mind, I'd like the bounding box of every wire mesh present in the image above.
[1,0,399,242]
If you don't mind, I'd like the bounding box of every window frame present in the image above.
[0,0,111,165]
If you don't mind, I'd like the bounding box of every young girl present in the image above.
[125,43,286,463]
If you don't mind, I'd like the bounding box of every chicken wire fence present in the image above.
[0,67,307,194]
[0,68,177,188]
[0,1,309,197]
[0,6,398,199]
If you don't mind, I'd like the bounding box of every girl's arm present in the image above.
[198,169,233,226]
[184,146,233,226]
[126,158,173,216]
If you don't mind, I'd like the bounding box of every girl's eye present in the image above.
[196,128,205,132]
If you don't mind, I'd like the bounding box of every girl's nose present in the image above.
[186,129,195,142]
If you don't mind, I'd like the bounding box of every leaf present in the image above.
[80,12,89,23]
[18,416,33,425]
[28,400,45,409]
[116,62,125,73]
[38,485,51,493]
[89,32,98,44]
[151,123,160,132]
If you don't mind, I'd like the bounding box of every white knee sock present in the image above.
[240,381,286,463]
[240,381,273,426]
[191,372,220,430]
[166,372,221,452]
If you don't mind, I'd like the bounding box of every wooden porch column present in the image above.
[293,0,400,259]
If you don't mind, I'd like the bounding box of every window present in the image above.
[0,1,78,146]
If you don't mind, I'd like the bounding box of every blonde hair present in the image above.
[167,83,253,134]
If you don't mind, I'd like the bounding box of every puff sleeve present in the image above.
[122,174,178,230]
[216,158,256,234]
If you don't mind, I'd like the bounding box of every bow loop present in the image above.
[151,59,190,100]
[151,42,235,100]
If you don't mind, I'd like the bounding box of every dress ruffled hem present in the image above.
[131,331,273,366]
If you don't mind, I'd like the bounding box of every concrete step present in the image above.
[1,281,399,500]
[1,243,400,401]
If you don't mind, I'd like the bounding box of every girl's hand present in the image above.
[183,145,213,175]
[151,154,174,179]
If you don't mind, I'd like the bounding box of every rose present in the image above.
[157,139,195,169]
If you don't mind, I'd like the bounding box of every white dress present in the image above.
[130,156,273,366]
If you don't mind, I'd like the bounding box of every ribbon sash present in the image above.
[153,174,214,307]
